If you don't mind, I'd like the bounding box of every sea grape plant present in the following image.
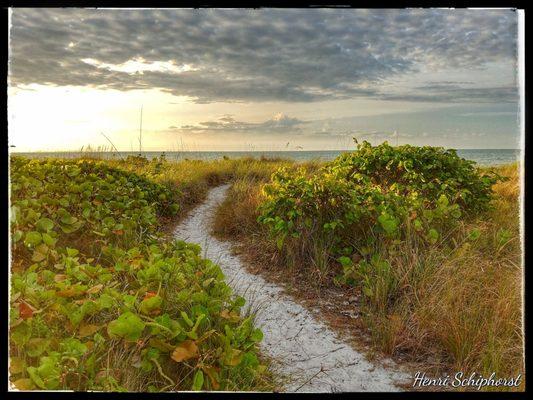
[330,141,499,212]
[258,141,502,281]
[9,157,267,391]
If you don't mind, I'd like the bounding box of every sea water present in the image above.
[12,149,521,166]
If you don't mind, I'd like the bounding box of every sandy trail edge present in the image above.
[173,184,410,392]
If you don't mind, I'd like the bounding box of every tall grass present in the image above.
[105,156,295,221]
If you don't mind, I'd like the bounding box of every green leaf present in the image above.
[338,256,352,267]
[27,356,60,389]
[11,322,31,346]
[153,314,183,337]
[276,233,286,250]
[13,230,23,243]
[123,294,137,309]
[61,338,88,357]
[26,338,51,357]
[107,311,145,341]
[233,296,246,308]
[35,218,54,232]
[60,220,83,233]
[170,203,180,215]
[24,231,42,247]
[191,314,205,334]
[146,347,160,360]
[97,293,114,309]
[250,328,263,342]
[181,311,194,328]
[437,194,449,207]
[192,370,204,391]
[428,228,439,244]
[10,205,21,224]
[202,278,215,288]
[362,286,373,297]
[60,213,78,225]
[139,295,162,315]
[31,244,49,262]
[42,233,57,247]
[378,213,399,236]
[66,247,79,257]
[27,366,45,389]
[468,228,481,241]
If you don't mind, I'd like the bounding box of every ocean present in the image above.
[12,149,521,166]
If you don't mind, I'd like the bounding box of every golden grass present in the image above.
[346,164,523,388]
[102,156,295,228]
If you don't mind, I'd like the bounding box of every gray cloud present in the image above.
[302,103,519,145]
[381,85,518,103]
[9,8,518,103]
[168,113,308,134]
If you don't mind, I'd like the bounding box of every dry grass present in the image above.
[214,177,266,239]
[103,156,295,231]
[213,160,321,238]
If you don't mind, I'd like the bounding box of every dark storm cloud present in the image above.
[9,8,518,103]
[168,113,308,134]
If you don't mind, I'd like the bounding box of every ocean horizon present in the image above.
[11,149,521,166]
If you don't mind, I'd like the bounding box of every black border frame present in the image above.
[2,2,529,398]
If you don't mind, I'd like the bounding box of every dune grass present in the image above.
[106,155,295,219]
[212,161,524,391]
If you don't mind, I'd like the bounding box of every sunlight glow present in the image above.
[81,57,198,75]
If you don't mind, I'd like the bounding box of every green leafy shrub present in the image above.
[331,141,500,212]
[9,157,268,391]
[258,142,502,275]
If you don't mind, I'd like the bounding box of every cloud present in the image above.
[288,102,517,139]
[380,85,518,103]
[9,9,518,103]
[162,101,518,141]
[168,113,308,134]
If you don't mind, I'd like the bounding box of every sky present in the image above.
[8,8,521,152]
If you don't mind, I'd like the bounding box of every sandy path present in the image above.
[173,184,409,392]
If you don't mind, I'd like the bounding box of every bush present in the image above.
[258,142,503,272]
[9,157,268,391]
[331,141,499,212]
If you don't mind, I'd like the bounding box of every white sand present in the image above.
[174,184,410,392]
